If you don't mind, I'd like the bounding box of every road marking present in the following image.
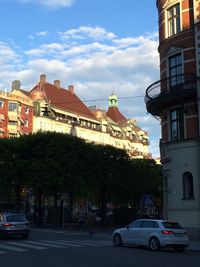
[58,239,111,247]
[42,240,83,247]
[0,244,27,252]
[63,240,103,247]
[83,239,111,245]
[31,229,67,234]
[7,241,48,250]
[0,237,111,254]
[45,240,84,247]
[24,240,65,248]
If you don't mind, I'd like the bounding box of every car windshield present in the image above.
[6,215,27,222]
[162,221,183,229]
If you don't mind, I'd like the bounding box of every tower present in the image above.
[145,0,200,239]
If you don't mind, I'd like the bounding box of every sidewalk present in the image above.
[188,240,200,252]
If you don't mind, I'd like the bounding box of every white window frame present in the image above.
[166,3,181,38]
[0,100,4,109]
[24,120,29,127]
[8,102,18,112]
[25,106,29,114]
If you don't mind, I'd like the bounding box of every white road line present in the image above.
[66,241,102,247]
[58,239,107,247]
[44,240,84,247]
[0,244,27,252]
[6,241,48,250]
[31,229,67,234]
[24,240,64,248]
[82,239,111,245]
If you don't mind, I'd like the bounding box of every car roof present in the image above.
[135,219,180,224]
[136,219,164,222]
[0,212,25,216]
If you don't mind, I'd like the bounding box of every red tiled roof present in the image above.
[106,107,127,123]
[30,82,98,121]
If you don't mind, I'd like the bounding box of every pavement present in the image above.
[32,223,200,252]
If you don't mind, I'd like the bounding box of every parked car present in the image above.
[0,212,30,239]
[112,219,189,252]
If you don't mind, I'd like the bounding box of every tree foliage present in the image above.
[0,132,162,221]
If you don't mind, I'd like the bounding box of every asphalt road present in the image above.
[0,229,199,267]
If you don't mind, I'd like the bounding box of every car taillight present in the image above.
[161,230,174,235]
[3,223,13,227]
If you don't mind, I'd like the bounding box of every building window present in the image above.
[8,102,18,112]
[170,109,184,141]
[183,172,194,199]
[24,120,29,127]
[25,106,29,114]
[8,120,18,126]
[169,53,183,86]
[0,100,4,109]
[168,4,180,37]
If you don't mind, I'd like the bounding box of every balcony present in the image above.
[145,73,197,116]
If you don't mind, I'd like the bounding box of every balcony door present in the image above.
[169,53,183,86]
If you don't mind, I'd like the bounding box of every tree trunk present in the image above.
[69,192,74,222]
[100,185,107,226]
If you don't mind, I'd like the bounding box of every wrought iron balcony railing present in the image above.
[145,73,197,104]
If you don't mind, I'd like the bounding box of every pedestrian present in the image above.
[86,211,96,235]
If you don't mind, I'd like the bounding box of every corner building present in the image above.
[145,0,200,238]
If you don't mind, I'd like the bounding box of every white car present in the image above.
[0,212,30,239]
[112,219,189,252]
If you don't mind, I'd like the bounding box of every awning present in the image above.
[126,126,132,131]
[0,127,5,133]
[8,114,18,121]
[0,114,4,121]
[111,125,121,132]
[8,128,18,134]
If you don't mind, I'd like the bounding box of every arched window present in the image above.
[183,172,194,199]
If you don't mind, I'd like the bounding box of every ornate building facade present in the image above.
[0,81,33,138]
[145,0,200,238]
[0,74,150,159]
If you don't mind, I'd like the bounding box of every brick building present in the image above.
[0,81,33,138]
[145,0,200,238]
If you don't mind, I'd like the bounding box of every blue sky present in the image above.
[0,0,160,158]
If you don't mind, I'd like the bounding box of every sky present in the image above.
[0,0,161,158]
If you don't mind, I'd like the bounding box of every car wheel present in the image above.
[113,234,123,247]
[174,246,186,252]
[149,237,160,251]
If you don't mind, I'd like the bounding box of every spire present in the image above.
[108,92,118,107]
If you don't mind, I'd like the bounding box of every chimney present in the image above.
[68,85,74,94]
[40,74,46,84]
[54,80,61,89]
[11,80,21,91]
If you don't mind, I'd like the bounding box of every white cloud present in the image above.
[15,0,76,8]
[36,31,48,36]
[59,26,116,41]
[0,42,20,65]
[0,27,160,158]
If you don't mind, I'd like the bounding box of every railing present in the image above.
[145,73,197,103]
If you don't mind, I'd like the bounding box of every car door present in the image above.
[125,220,143,245]
[140,220,157,246]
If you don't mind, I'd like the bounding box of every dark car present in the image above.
[0,212,30,239]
